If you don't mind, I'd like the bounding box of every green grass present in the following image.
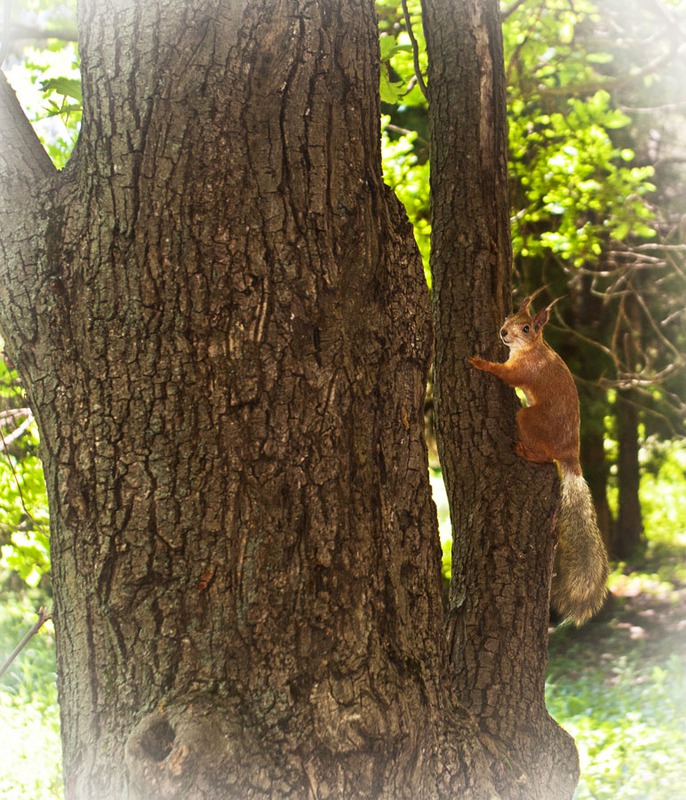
[548,604,686,800]
[0,594,62,800]
[546,441,686,799]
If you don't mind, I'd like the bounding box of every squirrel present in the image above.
[468,288,609,626]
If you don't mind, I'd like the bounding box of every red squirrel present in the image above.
[469,289,609,625]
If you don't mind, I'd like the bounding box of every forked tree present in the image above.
[0,0,577,797]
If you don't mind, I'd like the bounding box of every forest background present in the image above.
[0,0,685,798]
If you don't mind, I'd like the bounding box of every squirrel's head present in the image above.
[499,289,563,352]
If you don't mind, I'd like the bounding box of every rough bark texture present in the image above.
[421,1,579,798]
[1,1,495,798]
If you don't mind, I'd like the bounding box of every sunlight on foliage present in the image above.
[377,0,426,107]
[640,439,686,554]
[381,115,431,281]
[0,444,50,588]
[504,1,657,265]
[0,359,50,589]
[379,0,658,274]
[4,0,79,168]
[6,42,80,168]
[429,469,451,582]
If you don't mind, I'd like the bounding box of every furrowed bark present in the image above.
[2,1,498,797]
[422,0,579,797]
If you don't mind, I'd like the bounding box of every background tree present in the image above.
[422,1,581,797]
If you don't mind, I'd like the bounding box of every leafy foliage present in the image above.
[3,0,79,168]
[378,0,659,274]
[509,90,655,264]
[504,0,657,264]
[378,0,426,106]
[0,360,50,589]
[9,43,81,168]
[381,115,431,280]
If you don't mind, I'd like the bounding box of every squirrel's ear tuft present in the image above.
[518,285,548,314]
[532,296,565,331]
[546,295,566,313]
[540,295,566,326]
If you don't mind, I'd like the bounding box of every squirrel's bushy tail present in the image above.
[552,467,609,626]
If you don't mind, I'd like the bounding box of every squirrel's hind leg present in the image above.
[515,407,555,464]
[515,440,552,463]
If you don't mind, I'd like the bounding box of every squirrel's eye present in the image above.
[523,325,530,333]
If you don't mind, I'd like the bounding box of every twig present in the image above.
[0,408,33,449]
[501,0,529,22]
[0,607,52,681]
[385,121,429,146]
[400,0,427,99]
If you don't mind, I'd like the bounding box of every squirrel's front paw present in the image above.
[468,356,488,370]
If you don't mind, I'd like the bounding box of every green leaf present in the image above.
[380,65,405,104]
[40,76,82,103]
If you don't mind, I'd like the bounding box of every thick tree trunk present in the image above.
[1,1,495,798]
[422,1,579,798]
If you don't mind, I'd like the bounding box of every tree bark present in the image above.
[422,1,579,798]
[1,1,491,798]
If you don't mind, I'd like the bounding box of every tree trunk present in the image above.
[614,389,644,559]
[2,1,492,798]
[573,274,614,549]
[612,288,645,560]
[422,1,579,798]
[580,393,615,551]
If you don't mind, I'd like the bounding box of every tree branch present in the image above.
[0,71,55,187]
[0,607,52,680]
[5,24,78,43]
[400,0,427,99]
[0,72,57,362]
[501,0,528,22]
